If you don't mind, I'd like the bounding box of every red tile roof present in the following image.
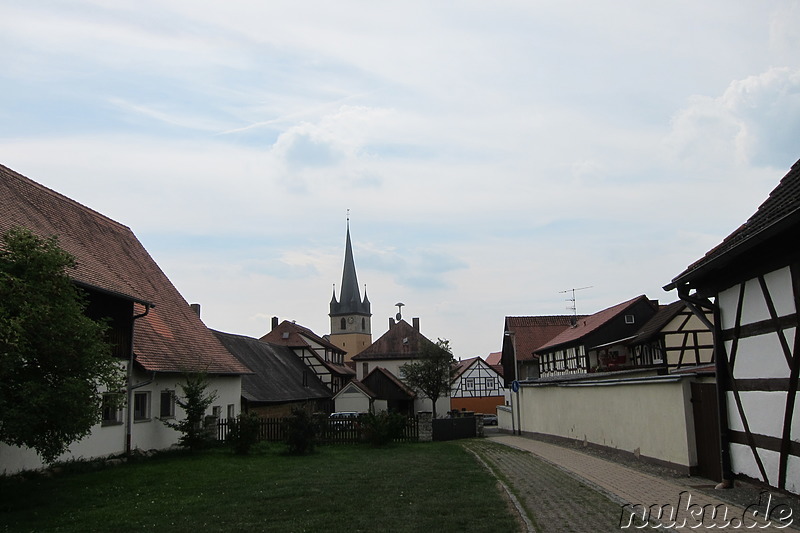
[534,295,649,353]
[0,164,250,375]
[503,315,580,362]
[486,351,502,366]
[260,320,344,353]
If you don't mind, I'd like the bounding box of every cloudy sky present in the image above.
[2,1,800,358]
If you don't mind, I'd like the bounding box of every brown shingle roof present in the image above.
[351,319,435,361]
[628,301,686,345]
[534,295,649,353]
[260,320,344,354]
[0,164,250,375]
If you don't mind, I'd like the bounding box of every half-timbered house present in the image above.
[260,318,355,395]
[666,157,800,494]
[450,357,506,414]
[627,301,715,370]
[534,295,659,378]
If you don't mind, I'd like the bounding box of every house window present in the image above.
[625,314,635,324]
[464,378,475,390]
[101,393,122,425]
[212,406,222,419]
[227,404,235,419]
[485,378,494,389]
[133,391,150,421]
[159,390,175,418]
[362,362,368,377]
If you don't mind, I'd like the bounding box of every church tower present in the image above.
[329,218,372,360]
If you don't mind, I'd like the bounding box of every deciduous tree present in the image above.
[0,227,124,463]
[400,338,456,418]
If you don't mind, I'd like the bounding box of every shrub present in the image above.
[284,408,316,455]
[227,412,262,455]
[161,373,217,452]
[361,412,407,446]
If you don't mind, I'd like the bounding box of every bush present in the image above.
[361,412,407,446]
[227,412,261,455]
[284,408,316,455]
[161,373,217,452]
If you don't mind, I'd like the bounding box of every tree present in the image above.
[161,373,218,451]
[400,338,457,419]
[0,227,124,463]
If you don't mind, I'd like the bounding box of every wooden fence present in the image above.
[217,415,419,445]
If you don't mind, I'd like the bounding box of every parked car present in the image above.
[329,411,361,430]
[483,414,498,426]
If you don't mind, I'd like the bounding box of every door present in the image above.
[691,382,722,481]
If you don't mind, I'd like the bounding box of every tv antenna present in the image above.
[560,286,592,318]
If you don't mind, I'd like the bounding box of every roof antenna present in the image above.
[560,286,592,326]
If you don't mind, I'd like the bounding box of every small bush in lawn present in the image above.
[284,408,316,455]
[227,412,262,455]
[361,411,407,446]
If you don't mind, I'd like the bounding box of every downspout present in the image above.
[126,302,154,456]
[676,285,734,487]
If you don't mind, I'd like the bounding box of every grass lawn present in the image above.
[0,441,519,532]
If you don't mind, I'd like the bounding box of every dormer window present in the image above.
[625,315,635,324]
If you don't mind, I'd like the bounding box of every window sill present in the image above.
[133,418,152,423]
[101,420,123,427]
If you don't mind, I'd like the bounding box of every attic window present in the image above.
[625,315,635,324]
[282,332,290,339]
[402,337,409,345]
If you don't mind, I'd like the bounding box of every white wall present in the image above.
[514,376,697,469]
[716,266,798,493]
[0,371,241,475]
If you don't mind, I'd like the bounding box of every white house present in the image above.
[0,164,249,474]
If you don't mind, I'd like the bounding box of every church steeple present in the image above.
[329,214,372,359]
[330,217,371,316]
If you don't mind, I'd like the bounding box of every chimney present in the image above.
[412,317,420,331]
[271,316,279,331]
[389,317,396,329]
[190,303,201,317]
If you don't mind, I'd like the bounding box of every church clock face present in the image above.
[347,317,354,324]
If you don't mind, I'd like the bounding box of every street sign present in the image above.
[511,380,519,393]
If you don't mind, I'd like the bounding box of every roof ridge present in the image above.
[1,164,132,233]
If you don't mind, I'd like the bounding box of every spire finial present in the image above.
[346,208,350,225]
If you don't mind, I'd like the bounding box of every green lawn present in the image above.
[0,441,519,532]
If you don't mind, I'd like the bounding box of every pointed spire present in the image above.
[330,212,371,317]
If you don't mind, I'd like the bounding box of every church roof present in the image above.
[330,222,371,316]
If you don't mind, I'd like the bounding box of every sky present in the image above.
[2,1,800,359]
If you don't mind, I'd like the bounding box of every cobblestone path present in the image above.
[463,440,646,533]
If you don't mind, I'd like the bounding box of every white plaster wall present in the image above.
[1,372,241,475]
[726,391,786,439]
[727,329,795,380]
[718,267,795,329]
[334,390,370,413]
[730,442,781,487]
[497,405,513,431]
[516,379,695,468]
[787,456,800,494]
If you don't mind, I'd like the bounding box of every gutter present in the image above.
[126,302,154,456]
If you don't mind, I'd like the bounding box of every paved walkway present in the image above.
[474,434,797,532]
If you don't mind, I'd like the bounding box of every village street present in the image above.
[465,435,800,533]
